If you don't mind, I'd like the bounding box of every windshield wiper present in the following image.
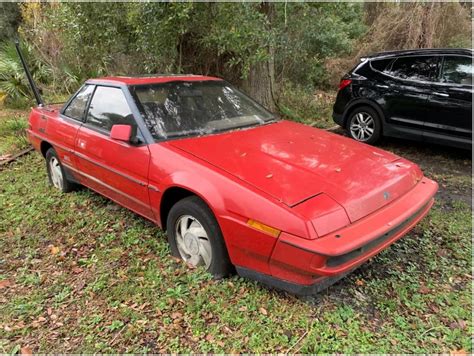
[165,129,215,139]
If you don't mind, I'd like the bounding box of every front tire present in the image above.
[347,106,382,144]
[45,148,76,193]
[167,196,233,278]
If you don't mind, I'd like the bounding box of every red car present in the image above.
[26,75,438,295]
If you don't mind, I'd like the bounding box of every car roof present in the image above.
[86,74,223,86]
[363,48,473,60]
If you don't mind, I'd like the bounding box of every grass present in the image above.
[278,83,337,129]
[0,109,29,158]
[0,139,471,353]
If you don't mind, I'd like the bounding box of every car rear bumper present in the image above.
[237,177,438,294]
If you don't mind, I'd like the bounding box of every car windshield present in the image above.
[130,80,276,140]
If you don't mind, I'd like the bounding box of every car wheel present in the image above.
[347,106,382,144]
[167,196,233,278]
[45,148,76,193]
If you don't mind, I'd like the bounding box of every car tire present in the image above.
[167,196,233,279]
[45,148,76,193]
[347,106,382,144]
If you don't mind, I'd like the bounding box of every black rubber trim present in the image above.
[326,200,430,268]
[236,266,354,296]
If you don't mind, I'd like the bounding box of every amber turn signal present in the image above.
[247,219,281,238]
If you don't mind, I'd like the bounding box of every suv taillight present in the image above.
[339,79,352,90]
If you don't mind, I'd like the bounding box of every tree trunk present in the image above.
[241,2,277,112]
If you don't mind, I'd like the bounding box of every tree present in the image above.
[0,3,21,42]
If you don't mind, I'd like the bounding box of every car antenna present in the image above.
[14,39,44,107]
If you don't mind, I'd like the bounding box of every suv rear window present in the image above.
[385,56,439,82]
[441,56,473,85]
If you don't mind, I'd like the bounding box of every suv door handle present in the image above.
[376,84,389,89]
[433,92,449,97]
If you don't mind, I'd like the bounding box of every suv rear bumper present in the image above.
[332,111,344,126]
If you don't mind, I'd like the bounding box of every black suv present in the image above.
[332,48,472,149]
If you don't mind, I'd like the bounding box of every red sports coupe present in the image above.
[27,75,438,295]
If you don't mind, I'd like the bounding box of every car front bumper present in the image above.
[237,177,438,295]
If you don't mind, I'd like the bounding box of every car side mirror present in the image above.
[110,124,132,142]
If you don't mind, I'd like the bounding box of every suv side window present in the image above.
[370,58,392,72]
[441,56,473,85]
[385,56,439,82]
[86,86,138,135]
[63,85,94,121]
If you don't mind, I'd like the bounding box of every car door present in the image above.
[50,84,94,169]
[74,85,154,220]
[424,55,473,142]
[381,55,440,137]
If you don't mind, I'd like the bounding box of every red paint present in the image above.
[110,124,132,142]
[26,76,438,288]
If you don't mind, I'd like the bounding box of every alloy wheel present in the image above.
[350,112,375,142]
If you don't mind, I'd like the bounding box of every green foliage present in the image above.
[0,41,50,106]
[278,82,336,128]
[275,3,366,87]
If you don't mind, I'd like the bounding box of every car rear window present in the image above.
[63,85,94,121]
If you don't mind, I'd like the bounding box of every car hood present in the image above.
[167,120,423,222]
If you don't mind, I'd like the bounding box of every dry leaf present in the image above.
[419,285,430,294]
[238,306,247,312]
[259,307,268,316]
[0,280,11,289]
[355,279,365,286]
[20,346,32,355]
[450,350,467,356]
[49,245,60,255]
[171,312,182,320]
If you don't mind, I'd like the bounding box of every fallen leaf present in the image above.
[419,285,430,294]
[0,280,11,289]
[238,306,247,312]
[259,307,268,316]
[72,267,83,274]
[20,346,32,355]
[355,279,365,286]
[49,245,60,255]
[450,350,467,356]
[171,312,182,320]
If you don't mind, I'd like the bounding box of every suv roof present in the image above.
[363,48,472,60]
[86,75,222,86]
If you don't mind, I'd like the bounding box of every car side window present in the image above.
[63,85,94,121]
[385,56,438,82]
[441,56,473,85]
[86,86,138,135]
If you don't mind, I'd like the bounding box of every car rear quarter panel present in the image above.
[27,106,78,167]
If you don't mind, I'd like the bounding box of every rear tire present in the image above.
[346,106,382,144]
[45,148,76,193]
[167,196,233,279]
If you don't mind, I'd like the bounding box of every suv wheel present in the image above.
[347,106,382,144]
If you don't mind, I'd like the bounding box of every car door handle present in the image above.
[376,84,389,89]
[433,92,449,97]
